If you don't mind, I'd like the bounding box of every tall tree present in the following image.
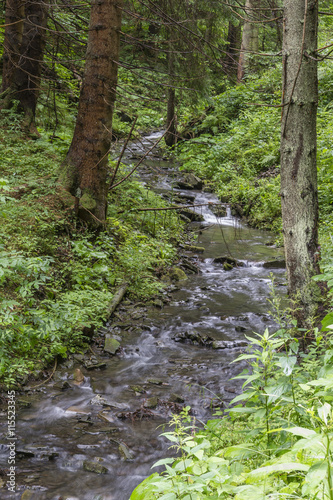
[237,0,259,82]
[280,0,322,326]
[1,0,48,135]
[61,0,123,228]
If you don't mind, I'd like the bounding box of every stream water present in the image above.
[0,133,286,499]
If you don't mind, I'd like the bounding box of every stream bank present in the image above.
[0,132,286,500]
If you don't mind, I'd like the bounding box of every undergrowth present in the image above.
[0,116,184,388]
[130,313,333,499]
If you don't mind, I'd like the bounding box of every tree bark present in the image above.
[223,21,241,79]
[237,0,259,83]
[1,0,24,93]
[280,0,322,326]
[1,0,48,136]
[62,0,123,229]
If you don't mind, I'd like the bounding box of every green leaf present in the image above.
[152,458,175,468]
[247,462,310,480]
[284,426,317,438]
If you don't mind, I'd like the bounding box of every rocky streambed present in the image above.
[0,132,286,500]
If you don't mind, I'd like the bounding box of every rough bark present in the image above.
[280,0,322,326]
[1,0,48,136]
[1,0,24,93]
[237,0,259,83]
[62,0,123,228]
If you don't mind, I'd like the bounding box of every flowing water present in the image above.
[0,133,286,499]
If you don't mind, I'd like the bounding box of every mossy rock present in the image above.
[168,267,187,281]
[104,335,120,355]
[83,460,108,474]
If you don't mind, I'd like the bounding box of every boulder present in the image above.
[174,173,203,190]
[104,335,120,355]
[179,209,204,222]
[168,267,187,281]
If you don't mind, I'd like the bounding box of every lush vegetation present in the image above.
[0,112,185,387]
[131,305,333,499]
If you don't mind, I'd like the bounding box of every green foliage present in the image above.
[131,322,333,499]
[0,117,183,387]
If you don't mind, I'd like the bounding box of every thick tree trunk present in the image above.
[280,0,322,326]
[1,0,24,93]
[1,0,48,136]
[62,0,123,228]
[237,0,259,83]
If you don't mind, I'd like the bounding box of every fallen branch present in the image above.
[118,202,225,213]
[107,282,128,318]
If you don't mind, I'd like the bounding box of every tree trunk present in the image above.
[280,0,322,327]
[62,0,123,229]
[1,0,24,93]
[237,0,259,83]
[165,52,177,147]
[223,21,241,79]
[1,0,48,136]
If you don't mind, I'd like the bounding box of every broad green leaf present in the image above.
[284,426,317,438]
[152,457,175,468]
[230,391,257,404]
[247,462,310,480]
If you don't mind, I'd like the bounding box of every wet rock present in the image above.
[179,209,204,222]
[84,359,107,370]
[90,395,110,406]
[83,460,108,474]
[172,330,213,346]
[168,267,187,281]
[173,193,196,203]
[66,406,91,415]
[212,340,248,349]
[151,299,163,308]
[16,449,35,459]
[181,258,200,274]
[144,397,159,409]
[147,378,163,385]
[130,385,146,394]
[174,173,203,190]
[169,393,185,404]
[21,491,34,500]
[263,259,286,269]
[213,256,245,270]
[119,442,134,460]
[235,326,247,332]
[98,411,115,423]
[73,368,85,385]
[210,205,227,217]
[182,244,205,253]
[104,335,120,355]
[54,380,72,391]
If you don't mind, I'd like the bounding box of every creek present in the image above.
[0,132,285,500]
